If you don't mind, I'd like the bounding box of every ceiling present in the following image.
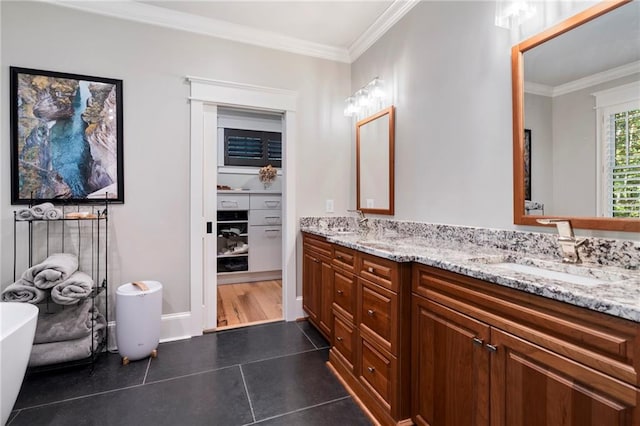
[51,0,420,63]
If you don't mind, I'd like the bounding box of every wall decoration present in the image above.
[10,67,124,204]
[524,128,532,201]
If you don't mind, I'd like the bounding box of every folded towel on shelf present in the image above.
[16,208,33,221]
[44,208,63,220]
[28,316,106,367]
[30,202,55,219]
[1,280,47,304]
[50,271,94,305]
[34,299,104,343]
[22,253,79,289]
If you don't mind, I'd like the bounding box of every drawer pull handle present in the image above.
[336,336,343,342]
[367,309,375,316]
[265,201,280,208]
[486,344,498,353]
[221,201,239,207]
[472,337,484,346]
[313,258,320,263]
[367,267,375,273]
[336,255,343,260]
[367,367,375,373]
[337,290,344,295]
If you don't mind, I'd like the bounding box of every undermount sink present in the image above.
[469,255,631,287]
[356,240,395,251]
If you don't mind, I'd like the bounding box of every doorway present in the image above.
[188,76,301,337]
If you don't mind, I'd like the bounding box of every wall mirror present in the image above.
[357,106,395,215]
[512,0,640,232]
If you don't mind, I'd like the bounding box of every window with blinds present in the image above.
[604,108,640,218]
[224,128,282,168]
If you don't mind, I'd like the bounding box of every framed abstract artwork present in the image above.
[10,67,124,204]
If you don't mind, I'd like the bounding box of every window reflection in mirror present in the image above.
[357,106,395,215]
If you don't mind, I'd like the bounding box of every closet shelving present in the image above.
[216,210,249,273]
[12,199,109,372]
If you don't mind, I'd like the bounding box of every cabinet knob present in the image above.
[336,255,343,260]
[336,336,343,342]
[337,290,344,295]
[367,309,375,316]
[313,258,320,263]
[367,267,375,273]
[367,367,375,373]
[486,344,498,353]
[472,337,484,346]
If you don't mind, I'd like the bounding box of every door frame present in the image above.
[188,76,299,335]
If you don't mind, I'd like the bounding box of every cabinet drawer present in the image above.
[217,194,250,210]
[302,233,332,258]
[333,246,355,273]
[248,226,281,272]
[360,279,395,353]
[250,194,281,210]
[249,209,282,226]
[360,338,393,406]
[359,253,397,291]
[333,314,355,371]
[333,269,355,319]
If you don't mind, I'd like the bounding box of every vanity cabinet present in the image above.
[302,233,333,339]
[330,250,413,426]
[412,264,640,426]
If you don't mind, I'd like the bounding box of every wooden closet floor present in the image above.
[216,280,282,330]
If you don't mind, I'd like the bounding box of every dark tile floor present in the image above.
[8,321,372,426]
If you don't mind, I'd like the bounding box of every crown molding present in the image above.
[525,61,640,98]
[349,0,421,62]
[553,60,640,96]
[524,81,554,97]
[43,0,351,63]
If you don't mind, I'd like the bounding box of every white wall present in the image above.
[1,2,351,313]
[351,1,513,228]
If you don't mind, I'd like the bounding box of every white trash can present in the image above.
[116,281,162,365]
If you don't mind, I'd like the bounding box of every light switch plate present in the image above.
[326,199,334,213]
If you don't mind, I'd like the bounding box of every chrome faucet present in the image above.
[536,219,586,263]
[348,209,368,225]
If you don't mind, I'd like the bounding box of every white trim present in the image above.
[525,61,640,98]
[189,100,205,337]
[44,0,350,63]
[218,166,283,176]
[524,81,554,97]
[295,296,305,320]
[592,81,640,109]
[348,0,421,61]
[107,312,193,351]
[189,78,299,335]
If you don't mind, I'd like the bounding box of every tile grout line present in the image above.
[295,322,319,349]
[242,395,352,426]
[18,363,241,412]
[242,347,321,367]
[6,409,21,425]
[239,365,257,424]
[142,357,152,385]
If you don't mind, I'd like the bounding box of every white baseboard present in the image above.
[107,311,192,351]
[295,296,305,320]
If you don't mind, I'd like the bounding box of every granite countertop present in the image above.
[301,226,640,323]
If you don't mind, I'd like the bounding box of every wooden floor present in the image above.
[217,280,283,330]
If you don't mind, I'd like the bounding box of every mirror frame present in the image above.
[356,106,395,215]
[512,0,639,232]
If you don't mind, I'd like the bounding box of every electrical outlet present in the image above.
[326,199,334,213]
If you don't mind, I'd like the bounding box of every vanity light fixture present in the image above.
[344,77,386,118]
[495,0,536,29]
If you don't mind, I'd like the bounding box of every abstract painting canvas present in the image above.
[10,67,124,204]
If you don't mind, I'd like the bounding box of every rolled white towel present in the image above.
[16,208,33,221]
[44,208,63,220]
[31,202,54,219]
[51,271,95,305]
[1,279,47,304]
[22,253,79,289]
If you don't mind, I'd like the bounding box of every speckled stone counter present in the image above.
[300,217,640,322]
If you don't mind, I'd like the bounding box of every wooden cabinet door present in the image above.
[490,328,640,426]
[318,260,334,338]
[302,251,321,323]
[412,296,490,426]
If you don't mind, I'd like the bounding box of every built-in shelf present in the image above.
[217,253,249,258]
[218,220,249,224]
